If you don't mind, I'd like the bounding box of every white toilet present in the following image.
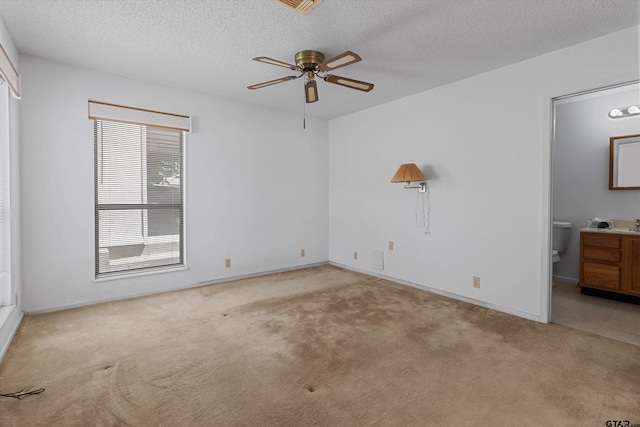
[552,221,572,263]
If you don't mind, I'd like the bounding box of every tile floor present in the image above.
[552,280,640,346]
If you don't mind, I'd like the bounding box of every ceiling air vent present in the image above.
[273,0,323,15]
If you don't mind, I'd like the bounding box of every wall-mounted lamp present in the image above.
[609,105,640,118]
[390,163,427,192]
[390,163,431,234]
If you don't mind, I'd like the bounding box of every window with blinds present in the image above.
[0,81,10,306]
[94,120,184,277]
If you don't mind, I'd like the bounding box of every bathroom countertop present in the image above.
[580,227,640,236]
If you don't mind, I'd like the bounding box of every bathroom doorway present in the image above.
[550,81,640,346]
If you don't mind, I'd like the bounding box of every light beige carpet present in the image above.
[1,265,639,426]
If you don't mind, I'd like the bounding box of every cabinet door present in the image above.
[583,262,621,290]
[628,238,640,296]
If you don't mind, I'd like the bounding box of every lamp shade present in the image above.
[390,163,427,184]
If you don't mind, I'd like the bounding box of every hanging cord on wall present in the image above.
[415,191,425,227]
[414,183,431,234]
[424,182,431,234]
[0,388,45,399]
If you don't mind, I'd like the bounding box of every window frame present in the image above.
[0,81,10,305]
[93,119,186,279]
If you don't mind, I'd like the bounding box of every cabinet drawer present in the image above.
[583,246,621,263]
[582,233,621,248]
[583,262,620,290]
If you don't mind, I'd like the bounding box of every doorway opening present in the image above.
[549,80,640,346]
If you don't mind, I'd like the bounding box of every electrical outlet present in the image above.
[354,251,358,260]
[388,241,394,251]
[301,249,305,257]
[473,276,480,288]
[225,258,231,268]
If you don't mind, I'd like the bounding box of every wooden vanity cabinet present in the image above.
[579,231,640,297]
[626,237,640,295]
[580,233,622,291]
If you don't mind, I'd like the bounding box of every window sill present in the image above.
[93,265,189,283]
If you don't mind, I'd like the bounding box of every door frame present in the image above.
[541,78,640,323]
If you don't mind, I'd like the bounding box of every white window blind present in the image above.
[0,82,11,305]
[94,118,185,277]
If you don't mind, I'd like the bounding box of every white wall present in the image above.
[553,87,640,282]
[20,55,328,313]
[0,13,22,359]
[12,26,640,321]
[329,26,640,320]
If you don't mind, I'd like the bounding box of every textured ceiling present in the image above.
[0,0,638,120]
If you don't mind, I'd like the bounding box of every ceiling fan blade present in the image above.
[253,56,298,70]
[247,76,297,90]
[317,51,361,71]
[305,80,319,103]
[323,75,374,92]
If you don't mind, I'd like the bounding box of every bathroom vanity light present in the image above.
[609,105,640,118]
[390,163,427,192]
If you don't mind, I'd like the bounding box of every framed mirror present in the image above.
[609,134,640,190]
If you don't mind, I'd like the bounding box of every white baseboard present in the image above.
[552,275,578,284]
[329,262,541,323]
[25,262,329,315]
[24,261,541,324]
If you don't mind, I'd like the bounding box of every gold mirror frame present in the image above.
[609,134,640,190]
